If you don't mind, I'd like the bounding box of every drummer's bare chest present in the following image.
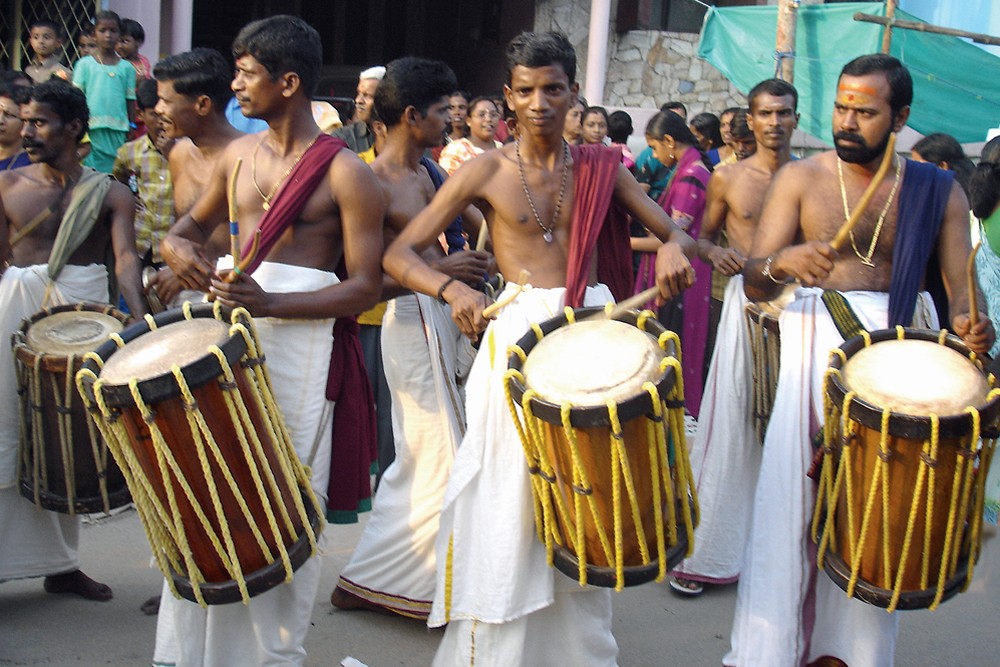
[801,182,899,254]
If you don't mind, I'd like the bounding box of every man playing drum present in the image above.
[332,57,490,618]
[384,31,696,666]
[670,79,799,597]
[160,15,384,666]
[0,80,147,600]
[728,54,993,666]
[150,48,245,306]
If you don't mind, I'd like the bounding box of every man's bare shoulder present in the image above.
[776,150,833,181]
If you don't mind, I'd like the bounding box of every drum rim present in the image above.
[743,302,781,334]
[827,327,1000,440]
[507,307,679,428]
[78,303,247,407]
[12,302,129,365]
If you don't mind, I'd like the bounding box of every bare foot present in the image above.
[140,595,161,615]
[330,586,398,617]
[44,570,113,601]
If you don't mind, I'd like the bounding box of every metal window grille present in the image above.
[2,0,100,69]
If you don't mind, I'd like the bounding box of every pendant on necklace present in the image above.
[262,201,270,212]
[860,258,875,268]
[543,231,553,243]
[108,71,115,77]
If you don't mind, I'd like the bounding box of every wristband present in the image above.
[437,277,457,303]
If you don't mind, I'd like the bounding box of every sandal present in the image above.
[669,577,704,597]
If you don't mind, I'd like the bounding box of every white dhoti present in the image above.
[336,293,471,617]
[154,261,336,667]
[0,264,108,581]
[672,275,760,584]
[430,284,619,667]
[724,288,936,667]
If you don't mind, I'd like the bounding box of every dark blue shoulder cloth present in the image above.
[421,156,466,255]
[888,159,955,327]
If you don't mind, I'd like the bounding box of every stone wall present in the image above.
[535,0,752,116]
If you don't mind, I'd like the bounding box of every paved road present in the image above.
[1,508,996,666]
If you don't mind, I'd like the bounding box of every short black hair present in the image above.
[730,109,753,141]
[968,137,1000,218]
[94,10,122,31]
[232,15,322,98]
[690,112,723,149]
[375,57,457,127]
[121,18,145,43]
[505,31,576,86]
[154,48,234,110]
[30,19,62,37]
[747,78,799,112]
[607,110,633,144]
[135,78,159,110]
[583,106,609,124]
[661,101,688,117]
[912,133,975,199]
[24,79,88,142]
[840,54,912,116]
[466,96,498,118]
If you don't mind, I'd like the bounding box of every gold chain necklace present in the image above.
[516,138,569,243]
[93,53,117,77]
[251,134,319,211]
[837,155,901,268]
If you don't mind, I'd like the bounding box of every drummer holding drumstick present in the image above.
[727,54,993,667]
[384,31,695,667]
[0,80,147,602]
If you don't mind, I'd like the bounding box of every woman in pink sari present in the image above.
[633,110,712,417]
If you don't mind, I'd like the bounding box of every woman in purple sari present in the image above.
[633,110,712,417]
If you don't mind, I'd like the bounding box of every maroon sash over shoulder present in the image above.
[564,144,633,308]
[240,134,377,523]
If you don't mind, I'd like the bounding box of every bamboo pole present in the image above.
[775,0,799,83]
[855,13,1000,47]
[881,1,897,54]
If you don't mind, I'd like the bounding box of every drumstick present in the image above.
[969,241,981,326]
[475,220,489,252]
[591,285,661,322]
[829,133,897,251]
[227,158,243,264]
[482,269,531,318]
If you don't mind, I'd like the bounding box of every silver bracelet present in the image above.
[762,253,792,285]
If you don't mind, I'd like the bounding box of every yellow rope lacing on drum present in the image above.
[75,308,319,606]
[30,354,46,509]
[502,365,545,541]
[845,407,891,599]
[643,382,669,583]
[607,400,651,590]
[658,333,698,545]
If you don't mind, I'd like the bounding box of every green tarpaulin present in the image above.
[698,2,1000,143]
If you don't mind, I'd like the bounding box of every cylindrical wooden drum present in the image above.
[76,303,323,606]
[744,284,797,443]
[13,303,130,514]
[813,327,1000,611]
[505,307,698,590]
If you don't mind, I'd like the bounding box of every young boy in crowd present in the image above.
[72,10,136,173]
[118,19,151,80]
[76,24,97,60]
[24,19,72,84]
[112,78,174,268]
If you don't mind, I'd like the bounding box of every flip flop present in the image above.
[669,577,704,597]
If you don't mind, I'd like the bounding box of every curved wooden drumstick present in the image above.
[829,133,897,251]
[223,229,261,284]
[482,269,530,318]
[227,158,243,264]
[475,220,490,252]
[969,241,981,326]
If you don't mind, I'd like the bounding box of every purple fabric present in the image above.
[639,149,711,418]
[565,143,634,307]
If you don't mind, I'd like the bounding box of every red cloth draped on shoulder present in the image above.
[240,133,377,523]
[564,143,634,308]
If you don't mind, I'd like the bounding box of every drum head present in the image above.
[26,310,124,356]
[842,339,988,416]
[99,318,230,385]
[522,320,666,407]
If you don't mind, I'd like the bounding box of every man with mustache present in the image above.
[0,80,146,602]
[332,65,385,154]
[670,78,799,598]
[148,48,244,306]
[726,55,993,666]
